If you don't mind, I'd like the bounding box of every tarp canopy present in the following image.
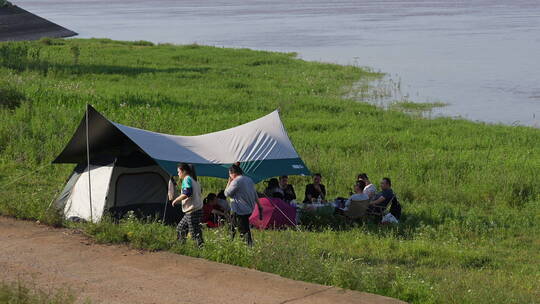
[54,105,311,183]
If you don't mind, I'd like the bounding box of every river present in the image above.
[14,0,540,127]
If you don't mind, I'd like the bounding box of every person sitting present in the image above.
[341,180,369,211]
[368,177,394,213]
[357,173,377,199]
[216,190,230,214]
[304,173,326,203]
[279,175,297,203]
[202,193,226,228]
[264,178,284,198]
[270,190,285,200]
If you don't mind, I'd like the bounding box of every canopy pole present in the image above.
[162,198,168,223]
[86,105,93,222]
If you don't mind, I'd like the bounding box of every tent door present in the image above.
[109,172,167,219]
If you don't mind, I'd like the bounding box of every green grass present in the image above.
[0,280,79,304]
[0,38,539,303]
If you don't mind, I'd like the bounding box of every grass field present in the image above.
[0,38,539,303]
[0,280,78,304]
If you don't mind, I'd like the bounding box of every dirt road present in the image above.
[0,216,404,304]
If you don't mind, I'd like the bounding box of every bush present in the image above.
[132,40,154,47]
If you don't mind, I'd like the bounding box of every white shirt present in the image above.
[363,184,377,199]
[343,193,369,211]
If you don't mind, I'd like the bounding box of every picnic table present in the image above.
[293,201,337,224]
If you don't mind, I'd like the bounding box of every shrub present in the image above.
[0,81,25,109]
[132,40,154,47]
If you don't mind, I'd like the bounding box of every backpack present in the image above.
[389,196,402,220]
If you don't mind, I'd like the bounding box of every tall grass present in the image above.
[0,38,539,303]
[0,280,78,304]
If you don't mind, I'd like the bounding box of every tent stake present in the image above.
[86,105,93,222]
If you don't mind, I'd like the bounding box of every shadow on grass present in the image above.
[0,81,25,109]
[5,60,211,77]
[0,44,210,77]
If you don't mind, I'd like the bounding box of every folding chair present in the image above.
[366,196,399,222]
[343,199,370,223]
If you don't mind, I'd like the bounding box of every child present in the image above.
[202,193,226,228]
[172,163,204,246]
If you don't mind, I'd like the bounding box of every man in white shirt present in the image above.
[358,173,377,199]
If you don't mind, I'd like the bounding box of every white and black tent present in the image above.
[53,105,310,223]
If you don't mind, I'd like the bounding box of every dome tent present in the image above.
[53,105,311,223]
[249,197,297,229]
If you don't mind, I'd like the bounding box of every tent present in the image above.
[0,4,77,41]
[249,197,297,229]
[53,105,311,222]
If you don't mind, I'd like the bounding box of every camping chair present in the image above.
[335,199,369,225]
[343,199,370,222]
[366,196,401,222]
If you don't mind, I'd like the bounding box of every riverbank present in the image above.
[0,39,539,303]
[13,0,540,126]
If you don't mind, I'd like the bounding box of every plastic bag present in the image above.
[168,178,176,201]
[381,213,399,224]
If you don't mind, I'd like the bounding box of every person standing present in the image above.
[304,173,326,203]
[172,163,204,247]
[216,190,231,214]
[358,173,377,199]
[279,175,297,203]
[224,164,262,246]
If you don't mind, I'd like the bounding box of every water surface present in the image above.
[15,0,540,127]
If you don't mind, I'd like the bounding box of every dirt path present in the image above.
[0,216,405,304]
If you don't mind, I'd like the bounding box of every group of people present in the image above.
[336,174,395,215]
[170,163,261,247]
[169,162,395,248]
[263,172,395,216]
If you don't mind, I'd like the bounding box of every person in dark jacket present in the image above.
[279,175,296,203]
[369,177,394,210]
[304,173,326,203]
